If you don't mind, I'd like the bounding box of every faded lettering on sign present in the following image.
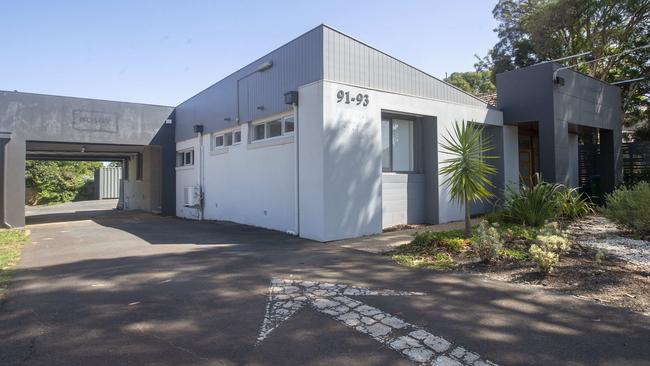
[72,110,118,133]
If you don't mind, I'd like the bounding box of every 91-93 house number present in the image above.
[337,90,369,106]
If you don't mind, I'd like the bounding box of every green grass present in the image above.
[0,229,29,299]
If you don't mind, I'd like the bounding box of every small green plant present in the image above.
[529,243,559,273]
[595,250,606,265]
[472,220,503,263]
[603,181,650,234]
[501,247,529,260]
[529,223,570,273]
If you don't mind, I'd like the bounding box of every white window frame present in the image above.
[176,149,194,168]
[211,127,241,153]
[250,114,295,143]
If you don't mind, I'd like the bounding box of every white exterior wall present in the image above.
[174,79,517,242]
[313,80,504,241]
[381,174,425,229]
[175,118,296,233]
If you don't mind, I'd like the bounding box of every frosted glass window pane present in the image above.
[392,119,413,171]
[382,119,391,170]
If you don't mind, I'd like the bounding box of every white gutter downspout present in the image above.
[197,129,205,220]
[293,103,300,236]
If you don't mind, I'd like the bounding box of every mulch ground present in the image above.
[461,243,650,316]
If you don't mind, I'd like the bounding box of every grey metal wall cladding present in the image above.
[0,91,174,145]
[322,26,487,108]
[96,167,122,199]
[175,26,324,142]
[553,67,621,130]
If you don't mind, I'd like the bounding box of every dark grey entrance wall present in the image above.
[0,90,176,227]
[496,62,622,192]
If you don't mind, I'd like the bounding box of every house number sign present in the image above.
[337,90,369,106]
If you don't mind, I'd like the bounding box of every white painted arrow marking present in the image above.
[257,278,498,366]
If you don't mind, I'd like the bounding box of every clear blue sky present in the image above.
[1,1,498,106]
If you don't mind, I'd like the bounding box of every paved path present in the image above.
[25,199,120,225]
[1,212,649,365]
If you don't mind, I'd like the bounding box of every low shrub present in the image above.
[603,181,650,234]
[529,244,559,273]
[529,222,570,273]
[472,220,503,263]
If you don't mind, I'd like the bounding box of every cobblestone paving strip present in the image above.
[257,278,499,366]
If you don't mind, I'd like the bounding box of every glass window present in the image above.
[267,120,282,138]
[284,116,295,134]
[224,132,233,146]
[382,119,391,171]
[233,130,241,144]
[253,124,265,141]
[178,150,194,166]
[215,135,224,147]
[381,118,414,172]
[392,119,413,171]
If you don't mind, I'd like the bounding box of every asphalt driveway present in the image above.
[1,211,649,365]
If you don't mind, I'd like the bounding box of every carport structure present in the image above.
[0,90,176,227]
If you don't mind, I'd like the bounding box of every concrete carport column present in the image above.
[537,116,561,183]
[0,133,25,228]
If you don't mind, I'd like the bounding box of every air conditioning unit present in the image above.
[184,186,201,207]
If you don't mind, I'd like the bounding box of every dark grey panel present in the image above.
[0,91,174,145]
[323,26,487,108]
[175,26,324,142]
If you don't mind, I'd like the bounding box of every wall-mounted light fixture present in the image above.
[224,117,231,122]
[256,60,273,72]
[284,91,299,105]
[256,105,265,110]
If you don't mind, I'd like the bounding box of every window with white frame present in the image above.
[382,118,414,172]
[251,114,295,142]
[176,150,194,167]
[213,128,241,150]
[214,135,224,148]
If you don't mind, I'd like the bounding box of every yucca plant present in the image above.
[440,121,497,237]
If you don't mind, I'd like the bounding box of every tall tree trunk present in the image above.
[464,193,471,237]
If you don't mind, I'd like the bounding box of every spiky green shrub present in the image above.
[502,176,562,226]
[557,187,593,220]
[603,181,650,234]
[472,220,503,263]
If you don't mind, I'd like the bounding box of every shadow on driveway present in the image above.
[1,213,649,365]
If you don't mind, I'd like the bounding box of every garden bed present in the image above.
[386,216,650,316]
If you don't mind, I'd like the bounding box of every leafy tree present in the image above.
[440,121,497,237]
[444,70,496,95]
[481,0,650,133]
[25,161,102,205]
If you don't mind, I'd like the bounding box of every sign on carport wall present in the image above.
[94,167,122,199]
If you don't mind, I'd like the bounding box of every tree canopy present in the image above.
[25,161,102,205]
[474,0,650,137]
[444,70,496,95]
